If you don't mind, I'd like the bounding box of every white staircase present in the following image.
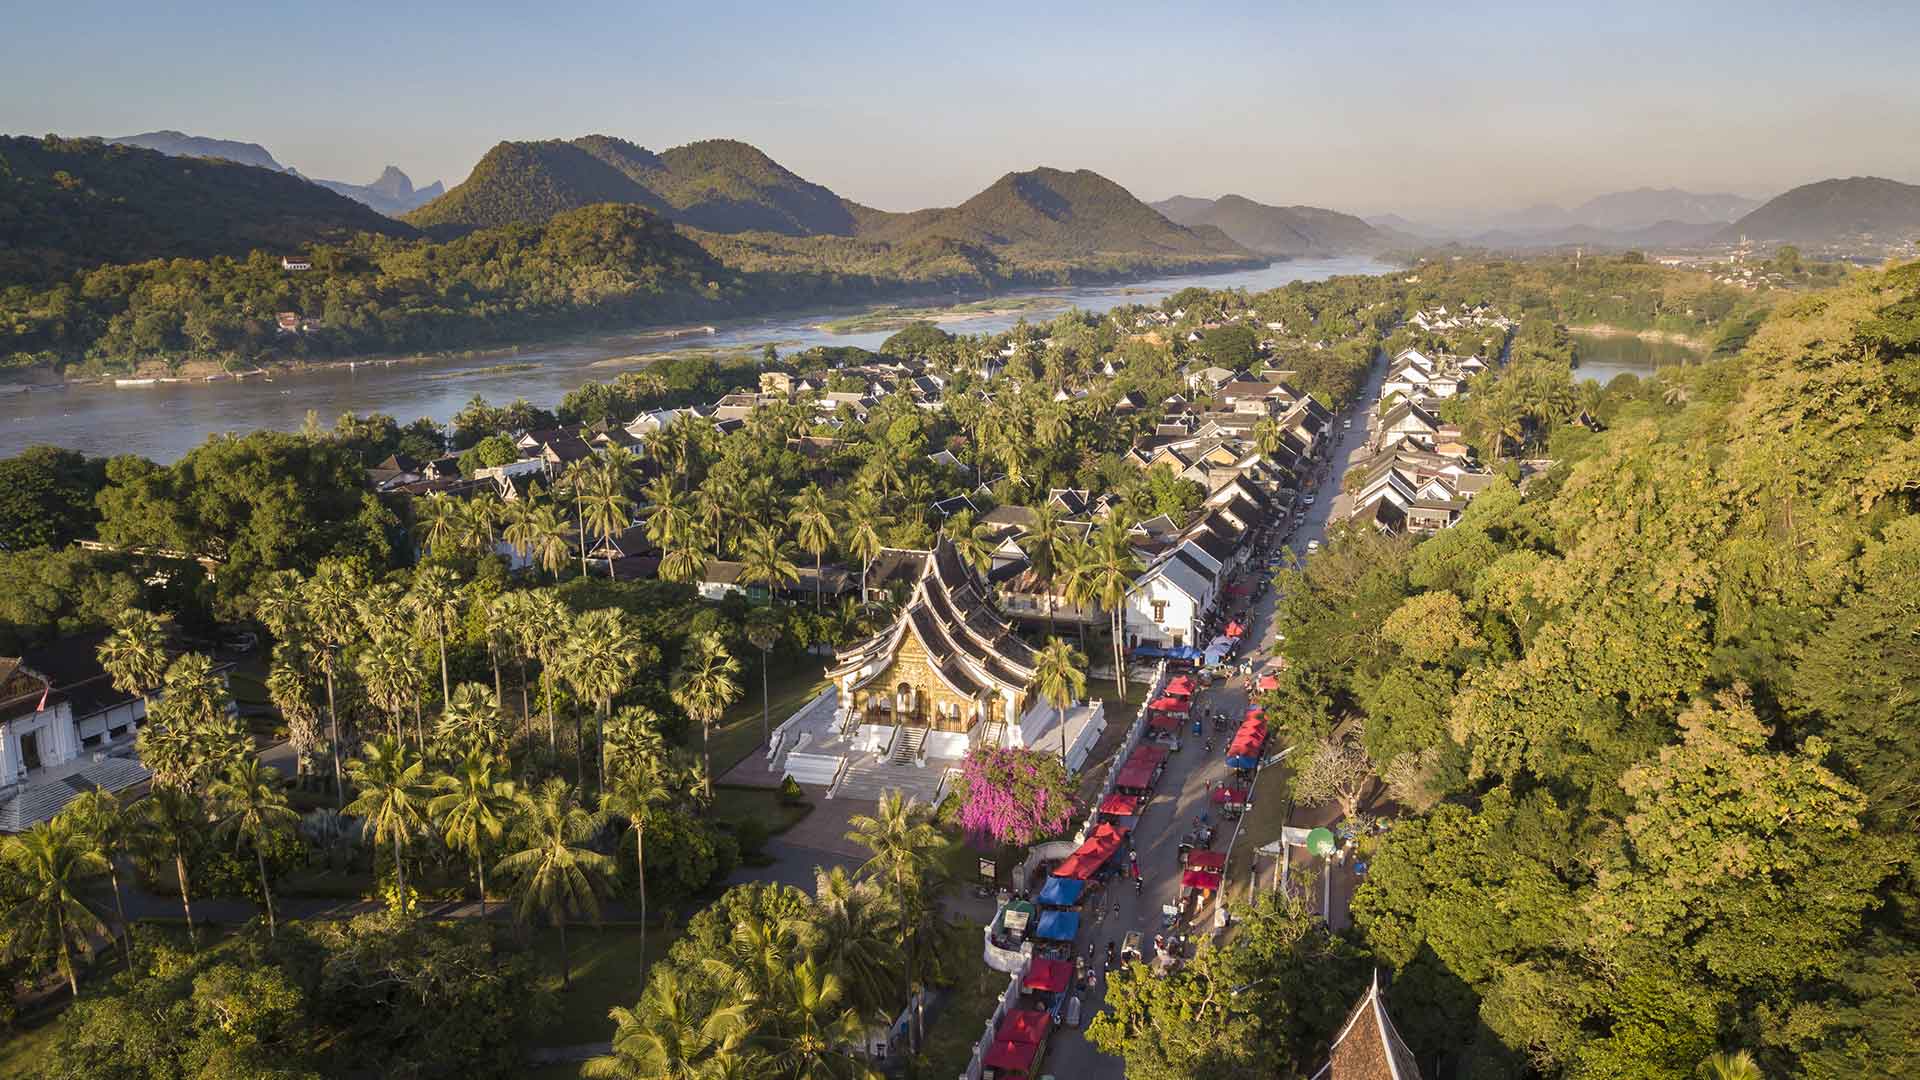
[892,725,927,765]
[976,720,1005,749]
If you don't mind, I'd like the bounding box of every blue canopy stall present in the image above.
[1035,876,1086,907]
[1032,909,1081,942]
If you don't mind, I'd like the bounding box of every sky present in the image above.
[4,0,1918,220]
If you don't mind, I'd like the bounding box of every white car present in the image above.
[1306,539,1321,553]
[1342,418,1353,429]
[1302,493,1317,506]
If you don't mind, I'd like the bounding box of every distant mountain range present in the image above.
[109,130,443,216]
[1718,177,1920,248]
[1369,187,1766,250]
[0,135,415,285]
[404,136,1252,264]
[1149,194,1390,256]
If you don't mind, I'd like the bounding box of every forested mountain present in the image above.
[1152,193,1388,255]
[406,135,857,236]
[109,129,286,171]
[310,166,444,216]
[1571,186,1759,229]
[1721,176,1920,247]
[0,135,416,285]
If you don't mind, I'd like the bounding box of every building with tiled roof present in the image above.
[1310,972,1423,1080]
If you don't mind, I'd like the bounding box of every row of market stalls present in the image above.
[980,1000,1053,1079]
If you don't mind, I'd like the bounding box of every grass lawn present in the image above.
[913,919,1002,1079]
[523,924,683,1049]
[0,1015,61,1080]
[1224,756,1294,896]
[686,658,828,778]
[708,784,813,835]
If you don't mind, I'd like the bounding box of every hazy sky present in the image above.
[5,0,1917,217]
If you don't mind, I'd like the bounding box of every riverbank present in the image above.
[1565,323,1709,351]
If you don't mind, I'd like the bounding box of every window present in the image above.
[1151,600,1167,623]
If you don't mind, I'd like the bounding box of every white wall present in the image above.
[1,702,81,785]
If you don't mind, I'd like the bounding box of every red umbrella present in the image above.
[1224,621,1245,638]
[1211,786,1251,804]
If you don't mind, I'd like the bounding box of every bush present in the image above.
[778,774,804,805]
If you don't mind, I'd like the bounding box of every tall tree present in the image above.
[788,482,837,609]
[1031,637,1088,765]
[96,609,169,717]
[495,778,617,988]
[305,558,369,805]
[845,791,942,1052]
[344,736,433,900]
[586,968,754,1080]
[0,815,108,996]
[743,607,784,749]
[406,564,464,708]
[429,748,519,916]
[131,786,204,948]
[208,758,298,938]
[60,790,134,967]
[672,631,743,791]
[561,608,644,789]
[598,751,677,975]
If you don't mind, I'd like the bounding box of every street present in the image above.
[1038,355,1387,1076]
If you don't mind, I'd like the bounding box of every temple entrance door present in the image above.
[19,730,41,772]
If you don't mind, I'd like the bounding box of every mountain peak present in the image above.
[1151,194,1387,256]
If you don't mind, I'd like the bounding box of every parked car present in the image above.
[1302,492,1317,506]
[1306,539,1321,553]
[1342,418,1353,429]
[1065,995,1084,1027]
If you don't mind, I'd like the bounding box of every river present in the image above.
[1571,331,1703,385]
[0,256,1391,462]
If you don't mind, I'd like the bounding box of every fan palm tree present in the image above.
[413,490,462,561]
[788,483,837,609]
[672,631,742,790]
[495,778,617,988]
[208,758,298,938]
[515,590,574,752]
[358,634,423,745]
[60,791,134,967]
[439,681,504,753]
[598,753,676,970]
[561,608,643,789]
[585,968,753,1080]
[305,559,369,805]
[1031,637,1088,765]
[0,816,108,996]
[344,736,433,899]
[97,609,169,716]
[845,791,942,1052]
[506,500,574,581]
[406,564,464,707]
[132,785,205,948]
[429,748,518,915]
[1699,1050,1764,1080]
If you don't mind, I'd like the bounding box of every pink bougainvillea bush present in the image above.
[957,746,1079,847]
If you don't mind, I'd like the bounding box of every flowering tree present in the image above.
[957,746,1079,847]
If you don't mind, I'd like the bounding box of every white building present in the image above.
[1125,548,1218,647]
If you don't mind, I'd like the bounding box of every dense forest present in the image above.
[0,136,413,286]
[1221,259,1920,1077]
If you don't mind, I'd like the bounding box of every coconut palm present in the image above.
[845,791,942,1052]
[841,495,887,598]
[0,816,108,996]
[97,609,169,716]
[1031,637,1088,765]
[660,524,714,585]
[739,525,801,598]
[1082,521,1142,696]
[672,631,742,790]
[344,736,433,900]
[808,865,901,1024]
[305,559,369,805]
[561,608,643,788]
[132,785,205,948]
[60,791,134,967]
[429,749,518,915]
[764,959,873,1080]
[740,608,786,748]
[585,968,754,1080]
[406,564,464,707]
[788,483,837,609]
[506,500,574,581]
[942,509,996,575]
[598,753,676,972]
[488,591,537,740]
[413,490,462,561]
[1021,502,1069,632]
[581,452,636,577]
[208,758,298,938]
[495,778,617,988]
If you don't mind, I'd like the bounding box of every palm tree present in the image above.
[407,565,464,707]
[1022,502,1068,634]
[581,452,636,577]
[738,526,800,604]
[0,816,108,996]
[344,736,433,900]
[429,749,518,915]
[672,631,742,790]
[788,483,836,609]
[97,609,169,716]
[413,490,462,561]
[1083,521,1142,697]
[764,959,871,1080]
[942,510,996,575]
[841,496,886,599]
[743,608,784,748]
[808,865,900,1026]
[305,559,368,805]
[598,754,676,971]
[495,778,617,988]
[1031,637,1088,765]
[507,500,574,581]
[660,523,714,586]
[561,608,643,789]
[132,786,204,948]
[515,590,574,752]
[845,791,942,1052]
[1699,1050,1764,1080]
[61,791,134,967]
[208,758,298,938]
[645,474,694,543]
[358,634,423,745]
[585,968,753,1080]
[439,681,504,753]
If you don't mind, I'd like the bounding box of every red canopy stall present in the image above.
[999,1009,1053,1045]
[1148,697,1190,716]
[1053,823,1129,879]
[1186,849,1227,872]
[1128,744,1169,767]
[1097,793,1142,816]
[1023,957,1072,993]
[1147,711,1180,731]
[1181,867,1224,891]
[1114,761,1156,791]
[983,1038,1039,1074]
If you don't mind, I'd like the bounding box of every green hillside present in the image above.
[1153,193,1387,255]
[0,135,415,285]
[1721,176,1920,248]
[403,139,664,233]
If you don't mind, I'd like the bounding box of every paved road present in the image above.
[1040,356,1385,1078]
